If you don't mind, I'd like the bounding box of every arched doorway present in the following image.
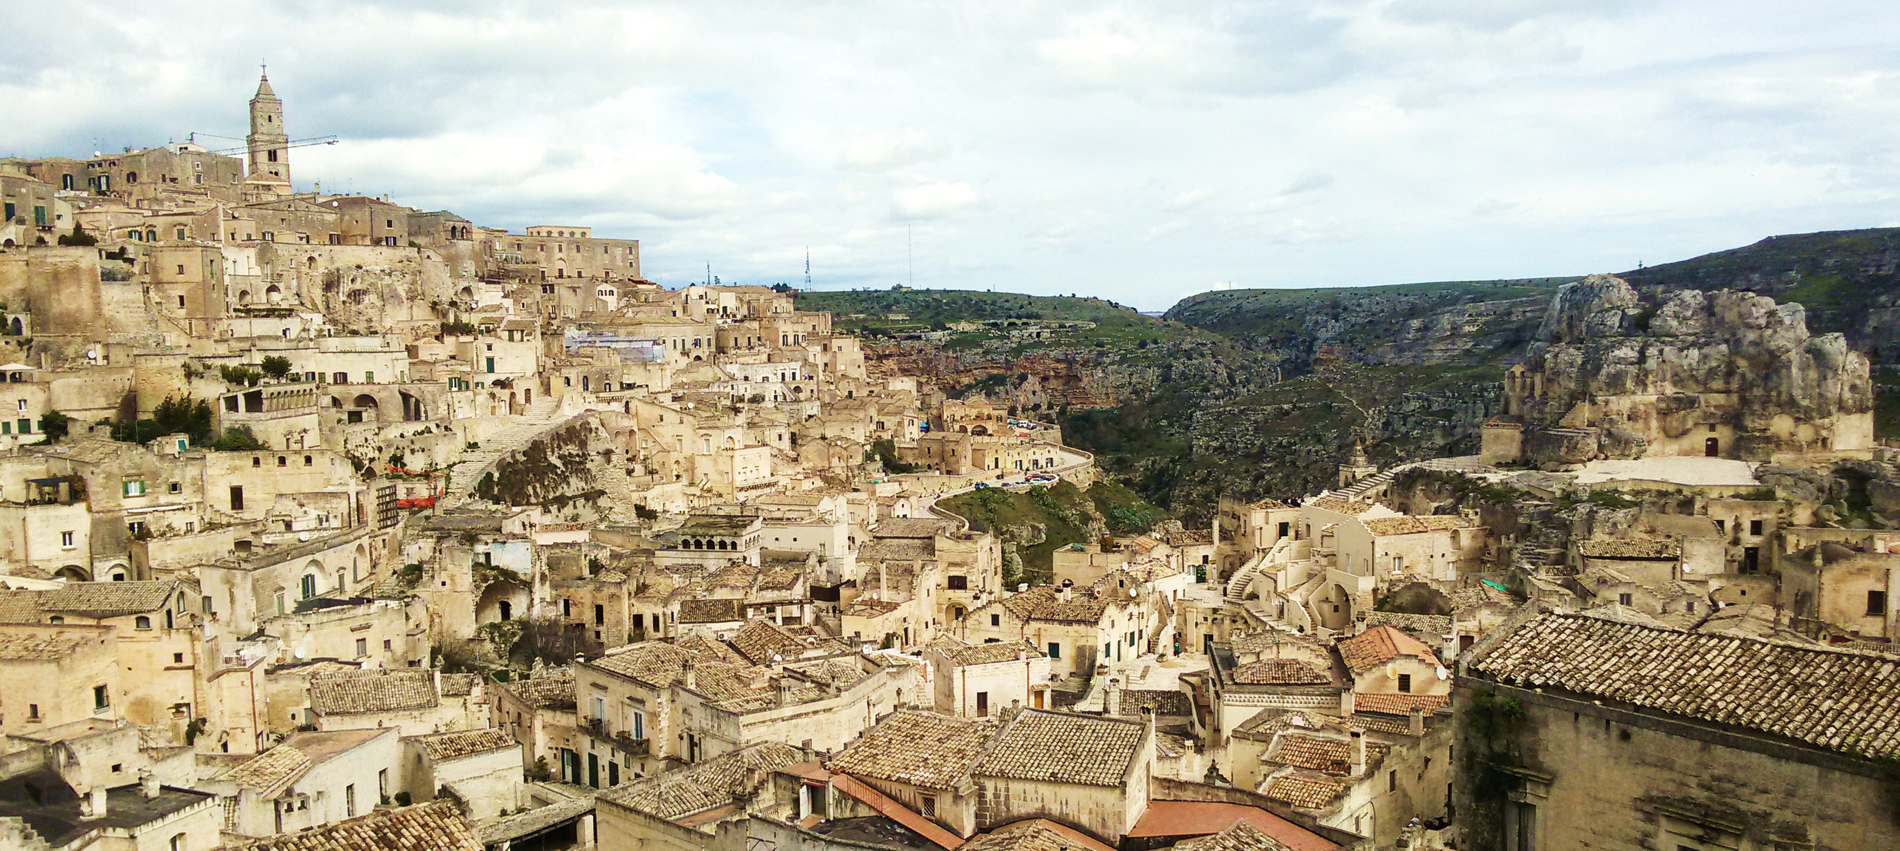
[8,317,21,336]
[265,284,282,305]
[1705,437,1719,457]
[1315,583,1354,631]
[54,565,91,582]
[352,393,379,410]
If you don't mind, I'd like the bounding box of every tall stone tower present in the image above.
[245,69,292,197]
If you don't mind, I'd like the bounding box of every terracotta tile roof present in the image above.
[1350,692,1448,717]
[1172,819,1301,851]
[828,710,1001,790]
[1471,613,1900,762]
[439,673,481,697]
[226,801,480,851]
[862,538,937,562]
[1270,733,1386,775]
[600,741,802,821]
[728,619,804,664]
[673,632,747,664]
[1248,498,1294,510]
[1335,626,1441,674]
[38,581,178,617]
[309,669,439,716]
[592,641,704,687]
[1363,515,1478,536]
[1263,772,1349,810]
[0,626,104,661]
[1165,528,1215,546]
[1129,802,1336,851]
[0,589,44,623]
[501,670,576,710]
[1232,659,1331,686]
[1123,689,1191,716]
[1577,539,1680,559]
[928,637,1043,667]
[226,743,311,792]
[1306,497,1374,516]
[678,597,745,624]
[843,598,902,618]
[412,728,516,761]
[959,819,1118,851]
[1362,612,1451,640]
[974,710,1144,787]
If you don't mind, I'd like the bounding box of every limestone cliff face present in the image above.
[1514,275,1874,462]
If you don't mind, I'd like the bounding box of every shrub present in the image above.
[37,411,70,443]
[259,355,293,379]
[209,426,267,451]
[56,225,96,247]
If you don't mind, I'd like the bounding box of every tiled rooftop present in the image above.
[974,710,1144,787]
[1471,613,1900,762]
[828,709,1000,790]
[225,801,480,851]
[1362,515,1477,536]
[0,626,105,661]
[1350,692,1447,717]
[1335,626,1440,674]
[1263,773,1349,811]
[928,637,1042,667]
[1173,818,1301,851]
[412,728,516,761]
[601,741,802,822]
[1270,733,1386,775]
[1232,659,1331,686]
[38,581,178,617]
[502,670,577,710]
[309,669,439,715]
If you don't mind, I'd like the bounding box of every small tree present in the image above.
[259,355,292,379]
[38,411,71,443]
[56,224,96,247]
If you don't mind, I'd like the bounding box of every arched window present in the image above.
[49,615,64,624]
[135,615,151,630]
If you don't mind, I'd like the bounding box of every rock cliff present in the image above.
[1508,275,1874,464]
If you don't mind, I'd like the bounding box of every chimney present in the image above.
[878,562,888,596]
[1141,704,1156,751]
[83,787,107,819]
[1104,677,1122,717]
[139,769,159,800]
[1060,579,1074,603]
[1340,689,1355,715]
[1409,706,1426,736]
[1349,730,1367,776]
[777,677,795,706]
[682,658,697,690]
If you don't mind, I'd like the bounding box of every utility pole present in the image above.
[805,248,811,288]
[907,225,914,289]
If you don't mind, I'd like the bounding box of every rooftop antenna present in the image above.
[804,248,811,288]
[907,225,914,289]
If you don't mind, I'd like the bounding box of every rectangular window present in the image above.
[345,784,355,817]
[1617,592,1632,606]
[990,613,1001,627]
[17,419,28,434]
[595,604,605,626]
[379,769,388,801]
[364,371,373,383]
[93,685,108,711]
[976,691,989,716]
[1869,590,1887,617]
[1047,642,1061,659]
[1398,673,1412,693]
[60,531,74,547]
[123,480,146,497]
[355,638,367,657]
[27,704,38,720]
[1749,519,1764,536]
[947,575,967,590]
[632,710,645,740]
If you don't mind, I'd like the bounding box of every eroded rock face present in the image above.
[1512,275,1874,465]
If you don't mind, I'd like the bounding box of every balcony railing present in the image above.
[580,717,649,757]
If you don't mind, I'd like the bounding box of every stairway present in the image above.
[441,396,571,504]
[1225,553,1265,603]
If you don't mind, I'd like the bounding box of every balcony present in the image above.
[579,717,649,758]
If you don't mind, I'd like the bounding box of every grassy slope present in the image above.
[937,480,1167,583]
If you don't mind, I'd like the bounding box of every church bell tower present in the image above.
[245,67,292,196]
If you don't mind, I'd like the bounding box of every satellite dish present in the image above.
[1386,662,1399,680]
[85,350,97,360]
[297,532,310,542]
[1436,665,1449,680]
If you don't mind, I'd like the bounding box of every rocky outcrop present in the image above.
[1508,275,1875,466]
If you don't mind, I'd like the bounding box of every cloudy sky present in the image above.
[5,2,1897,309]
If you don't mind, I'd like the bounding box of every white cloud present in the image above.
[3,0,1898,307]
[892,180,980,220]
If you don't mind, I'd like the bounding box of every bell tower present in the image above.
[245,66,292,196]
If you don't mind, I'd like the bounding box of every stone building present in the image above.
[1455,612,1900,850]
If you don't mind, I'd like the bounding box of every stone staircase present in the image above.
[1225,551,1267,603]
[1335,455,1486,501]
[442,396,570,504]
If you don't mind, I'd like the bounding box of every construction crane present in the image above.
[185,131,339,155]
